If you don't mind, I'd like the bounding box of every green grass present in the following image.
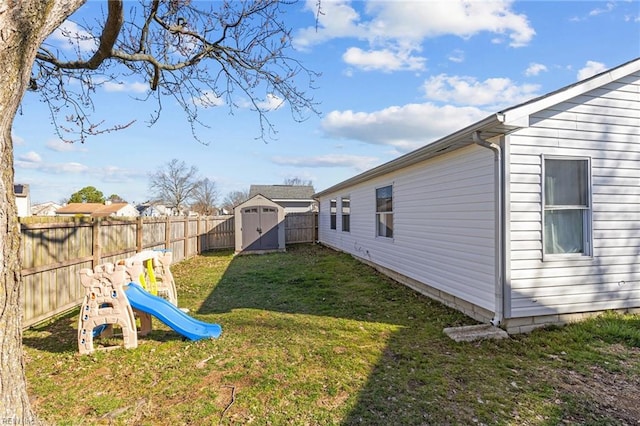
[23,244,640,425]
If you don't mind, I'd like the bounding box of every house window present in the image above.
[341,196,350,232]
[330,199,337,230]
[543,157,592,257]
[376,185,393,238]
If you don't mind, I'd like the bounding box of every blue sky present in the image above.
[12,0,640,205]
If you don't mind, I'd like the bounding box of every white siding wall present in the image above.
[318,145,497,311]
[508,73,640,317]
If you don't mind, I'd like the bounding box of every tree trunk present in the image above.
[0,1,85,423]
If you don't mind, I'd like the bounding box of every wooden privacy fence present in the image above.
[20,212,317,327]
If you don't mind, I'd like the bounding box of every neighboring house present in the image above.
[31,201,62,216]
[14,184,31,217]
[249,184,317,213]
[56,202,139,217]
[136,203,173,217]
[314,58,640,334]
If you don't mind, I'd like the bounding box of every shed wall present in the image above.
[507,72,640,318]
[318,144,497,312]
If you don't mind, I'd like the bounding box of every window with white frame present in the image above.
[376,185,393,238]
[543,157,592,257]
[330,199,337,230]
[341,196,350,232]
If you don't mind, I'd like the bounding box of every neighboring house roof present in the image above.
[249,185,315,201]
[32,201,62,216]
[56,202,133,217]
[315,57,640,198]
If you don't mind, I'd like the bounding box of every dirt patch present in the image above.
[548,347,640,424]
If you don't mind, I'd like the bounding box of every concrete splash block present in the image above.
[443,324,509,342]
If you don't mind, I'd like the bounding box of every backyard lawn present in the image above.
[23,244,640,425]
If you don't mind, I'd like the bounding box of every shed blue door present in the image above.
[241,206,279,251]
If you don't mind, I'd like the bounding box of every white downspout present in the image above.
[472,131,504,326]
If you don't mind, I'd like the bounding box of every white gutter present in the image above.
[472,131,504,326]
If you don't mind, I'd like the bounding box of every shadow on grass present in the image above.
[195,244,523,424]
[196,245,468,324]
[22,309,192,354]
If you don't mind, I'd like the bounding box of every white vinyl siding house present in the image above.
[315,58,640,333]
[319,144,497,314]
[505,70,640,321]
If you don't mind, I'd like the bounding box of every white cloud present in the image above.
[624,14,640,22]
[103,81,148,94]
[342,47,425,72]
[294,0,367,50]
[577,60,607,81]
[271,154,379,171]
[448,49,465,63]
[256,93,284,111]
[237,93,284,111]
[46,139,87,152]
[17,151,42,163]
[14,156,89,174]
[192,90,225,108]
[295,0,535,73]
[321,103,488,151]
[524,62,548,77]
[58,162,90,173]
[299,0,534,47]
[589,2,615,17]
[12,132,26,146]
[422,74,540,108]
[49,20,98,52]
[99,165,147,183]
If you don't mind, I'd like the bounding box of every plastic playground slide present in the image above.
[124,282,222,341]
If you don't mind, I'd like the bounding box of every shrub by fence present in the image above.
[20,212,316,327]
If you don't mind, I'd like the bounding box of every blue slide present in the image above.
[124,282,222,341]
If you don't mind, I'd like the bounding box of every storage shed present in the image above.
[314,58,640,333]
[234,194,285,254]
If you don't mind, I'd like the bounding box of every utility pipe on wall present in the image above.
[472,131,504,326]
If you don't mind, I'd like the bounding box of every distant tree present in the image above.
[148,159,200,214]
[222,189,250,212]
[284,176,313,186]
[191,178,218,216]
[69,186,105,203]
[107,194,125,203]
[284,177,314,189]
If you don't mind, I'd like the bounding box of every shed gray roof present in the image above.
[249,185,315,200]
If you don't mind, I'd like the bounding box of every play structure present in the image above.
[78,250,221,355]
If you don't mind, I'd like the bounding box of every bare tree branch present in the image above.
[30,0,320,143]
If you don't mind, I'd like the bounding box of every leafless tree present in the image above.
[148,159,200,214]
[191,177,218,216]
[0,1,319,421]
[221,189,250,212]
[284,176,314,188]
[32,0,320,143]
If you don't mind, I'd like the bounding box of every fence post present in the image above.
[184,217,189,258]
[136,216,143,252]
[314,212,319,242]
[165,216,171,251]
[92,217,101,269]
[197,217,202,254]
